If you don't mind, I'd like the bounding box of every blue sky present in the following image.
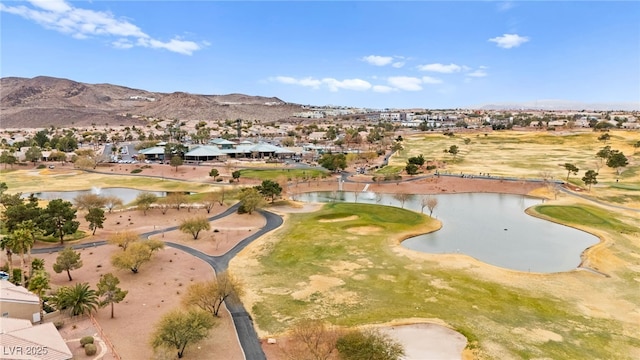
[2,1,639,109]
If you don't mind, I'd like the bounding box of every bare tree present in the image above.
[393,193,411,208]
[420,195,438,216]
[281,319,340,360]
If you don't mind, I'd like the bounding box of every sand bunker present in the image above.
[317,215,358,222]
[380,323,468,360]
[345,225,383,235]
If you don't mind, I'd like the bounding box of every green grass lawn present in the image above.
[239,168,329,181]
[233,202,640,359]
[1,169,212,193]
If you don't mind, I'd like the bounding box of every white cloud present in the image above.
[392,61,405,68]
[271,74,444,93]
[271,76,322,89]
[387,76,423,91]
[417,63,463,73]
[467,69,488,78]
[372,85,395,93]
[421,76,443,84]
[0,0,204,55]
[497,1,514,12]
[322,78,372,92]
[488,33,529,49]
[362,55,394,66]
[270,76,371,92]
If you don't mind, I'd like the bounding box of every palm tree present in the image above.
[27,270,50,323]
[0,236,14,277]
[53,283,99,317]
[11,220,38,286]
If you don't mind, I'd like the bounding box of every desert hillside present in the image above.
[0,76,304,128]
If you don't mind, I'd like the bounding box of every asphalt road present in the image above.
[33,203,283,360]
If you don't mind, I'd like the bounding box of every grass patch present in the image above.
[535,204,636,232]
[234,201,640,359]
[239,168,329,181]
[37,230,87,243]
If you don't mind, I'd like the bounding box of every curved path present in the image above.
[33,204,283,360]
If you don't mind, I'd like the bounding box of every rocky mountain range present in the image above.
[0,76,304,129]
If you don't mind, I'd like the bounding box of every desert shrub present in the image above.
[37,164,46,169]
[84,343,97,356]
[336,329,404,360]
[426,165,437,170]
[80,336,94,347]
[131,168,142,174]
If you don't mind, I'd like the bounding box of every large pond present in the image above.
[296,191,599,273]
[24,187,166,204]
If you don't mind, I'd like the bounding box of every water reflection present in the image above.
[296,191,599,273]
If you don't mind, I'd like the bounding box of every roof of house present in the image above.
[0,281,39,305]
[185,146,224,157]
[0,318,72,360]
[209,138,236,145]
[138,146,166,155]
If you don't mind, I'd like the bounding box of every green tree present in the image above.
[33,130,50,147]
[151,309,216,359]
[448,145,459,159]
[53,246,83,281]
[53,282,98,317]
[27,269,50,323]
[111,239,164,273]
[182,271,244,317]
[256,179,282,203]
[209,168,219,181]
[96,273,128,319]
[40,199,79,244]
[606,151,628,177]
[563,163,579,181]
[135,192,157,215]
[336,328,404,360]
[30,258,45,278]
[237,187,264,214]
[10,220,38,286]
[3,194,41,233]
[232,170,241,182]
[85,207,106,235]
[407,155,425,166]
[405,163,419,175]
[633,140,640,154]
[318,153,347,172]
[597,133,610,143]
[25,146,42,165]
[170,155,183,172]
[179,216,211,240]
[582,170,598,191]
[595,145,612,169]
[0,150,17,169]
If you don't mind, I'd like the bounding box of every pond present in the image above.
[296,191,599,273]
[24,187,167,205]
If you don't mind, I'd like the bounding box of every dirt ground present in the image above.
[21,162,554,360]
